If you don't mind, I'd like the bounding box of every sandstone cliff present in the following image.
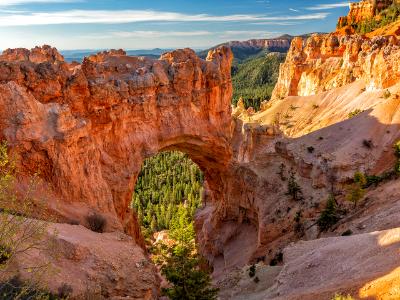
[216,19,400,296]
[0,45,233,243]
[2,31,400,299]
[337,0,398,29]
[0,44,234,298]
[271,33,400,99]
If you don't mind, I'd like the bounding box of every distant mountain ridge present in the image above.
[60,48,175,62]
[197,34,322,62]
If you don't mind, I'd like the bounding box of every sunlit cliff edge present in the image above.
[0,1,400,299]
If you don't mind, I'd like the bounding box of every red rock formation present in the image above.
[337,0,396,29]
[14,219,159,299]
[272,33,400,99]
[0,45,233,247]
[2,40,400,300]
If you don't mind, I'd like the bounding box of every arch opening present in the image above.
[131,150,205,241]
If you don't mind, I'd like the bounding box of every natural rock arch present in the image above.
[0,45,235,244]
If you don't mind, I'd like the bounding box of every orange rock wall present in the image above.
[337,0,395,28]
[0,45,234,245]
[272,33,400,99]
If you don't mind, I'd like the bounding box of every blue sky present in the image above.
[0,0,350,50]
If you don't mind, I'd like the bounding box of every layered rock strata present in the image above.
[272,33,400,99]
[2,36,400,300]
[0,45,233,246]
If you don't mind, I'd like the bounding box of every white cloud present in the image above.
[0,9,330,26]
[111,31,212,38]
[251,21,301,26]
[289,8,300,13]
[307,2,349,10]
[82,30,280,40]
[219,30,277,38]
[263,13,329,20]
[0,0,80,5]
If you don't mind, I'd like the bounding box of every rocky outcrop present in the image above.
[2,38,400,300]
[272,33,400,99]
[9,218,159,299]
[337,0,398,29]
[0,45,233,246]
[0,45,64,63]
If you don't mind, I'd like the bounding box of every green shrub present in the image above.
[348,109,363,119]
[383,90,391,99]
[345,172,367,208]
[0,276,62,300]
[86,212,106,233]
[317,195,340,231]
[394,141,400,158]
[341,229,353,236]
[395,160,400,174]
[0,141,57,296]
[362,139,373,149]
[346,184,365,208]
[269,251,283,266]
[248,264,256,278]
[0,244,11,265]
[364,174,384,188]
[353,171,367,186]
[331,293,355,300]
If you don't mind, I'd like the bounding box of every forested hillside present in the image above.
[132,151,203,238]
[232,52,286,111]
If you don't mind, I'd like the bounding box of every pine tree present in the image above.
[317,194,340,231]
[158,209,218,300]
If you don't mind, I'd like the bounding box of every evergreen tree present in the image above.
[157,208,218,300]
[318,194,340,231]
[132,151,203,235]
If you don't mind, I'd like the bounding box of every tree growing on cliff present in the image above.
[346,172,366,208]
[286,171,302,201]
[156,209,218,300]
[317,194,340,231]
